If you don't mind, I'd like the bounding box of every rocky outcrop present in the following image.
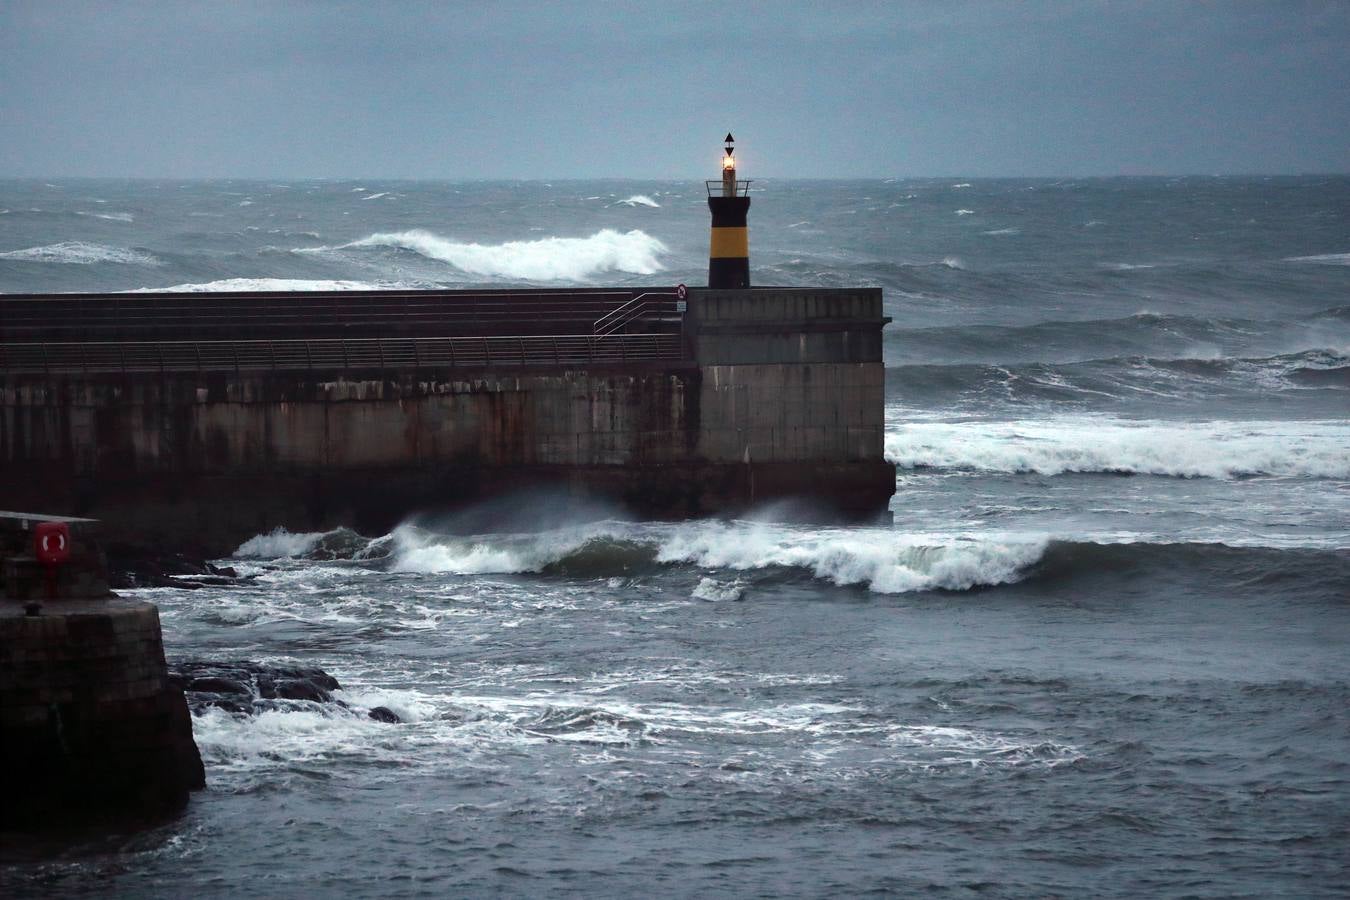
[169,660,401,723]
[170,660,340,714]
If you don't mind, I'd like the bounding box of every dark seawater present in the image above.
[2,177,1348,897]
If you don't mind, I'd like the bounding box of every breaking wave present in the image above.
[0,241,160,265]
[884,417,1350,479]
[615,194,660,208]
[230,521,1350,600]
[653,524,1047,593]
[332,228,667,281]
[240,522,1051,595]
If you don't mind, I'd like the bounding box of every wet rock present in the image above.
[274,678,332,703]
[169,660,344,716]
[368,706,401,724]
[187,675,250,696]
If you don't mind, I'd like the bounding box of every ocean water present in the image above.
[2,177,1348,897]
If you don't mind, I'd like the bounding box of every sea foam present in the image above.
[337,228,667,280]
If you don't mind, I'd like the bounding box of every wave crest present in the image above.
[335,228,667,281]
[0,241,160,265]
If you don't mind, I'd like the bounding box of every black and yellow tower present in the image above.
[707,133,751,289]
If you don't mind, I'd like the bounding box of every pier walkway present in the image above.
[0,287,686,373]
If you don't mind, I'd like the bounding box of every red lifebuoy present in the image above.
[34,521,71,566]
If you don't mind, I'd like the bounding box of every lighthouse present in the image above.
[706,133,751,289]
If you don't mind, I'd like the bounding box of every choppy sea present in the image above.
[2,177,1348,897]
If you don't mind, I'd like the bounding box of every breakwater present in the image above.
[1,287,893,554]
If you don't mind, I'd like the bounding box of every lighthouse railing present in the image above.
[705,179,753,197]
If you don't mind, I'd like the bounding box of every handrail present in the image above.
[592,290,678,337]
[0,333,687,375]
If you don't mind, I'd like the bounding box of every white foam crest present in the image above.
[361,191,390,200]
[614,194,660,208]
[884,417,1350,479]
[133,278,414,292]
[235,527,328,559]
[339,228,667,280]
[955,209,975,216]
[0,241,159,265]
[941,256,966,269]
[656,522,1048,593]
[1286,252,1350,265]
[982,228,1019,235]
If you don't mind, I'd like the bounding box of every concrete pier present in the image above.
[1,286,894,553]
[0,512,203,827]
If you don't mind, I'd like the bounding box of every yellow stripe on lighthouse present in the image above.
[710,227,749,258]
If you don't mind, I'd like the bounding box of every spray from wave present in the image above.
[327,228,667,281]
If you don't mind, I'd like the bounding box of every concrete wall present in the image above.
[686,288,887,366]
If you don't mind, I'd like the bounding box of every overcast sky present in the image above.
[2,0,1347,179]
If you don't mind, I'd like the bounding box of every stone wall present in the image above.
[0,596,204,826]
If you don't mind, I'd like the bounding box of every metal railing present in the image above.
[705,179,753,198]
[0,333,686,375]
[592,290,679,337]
[0,288,683,342]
